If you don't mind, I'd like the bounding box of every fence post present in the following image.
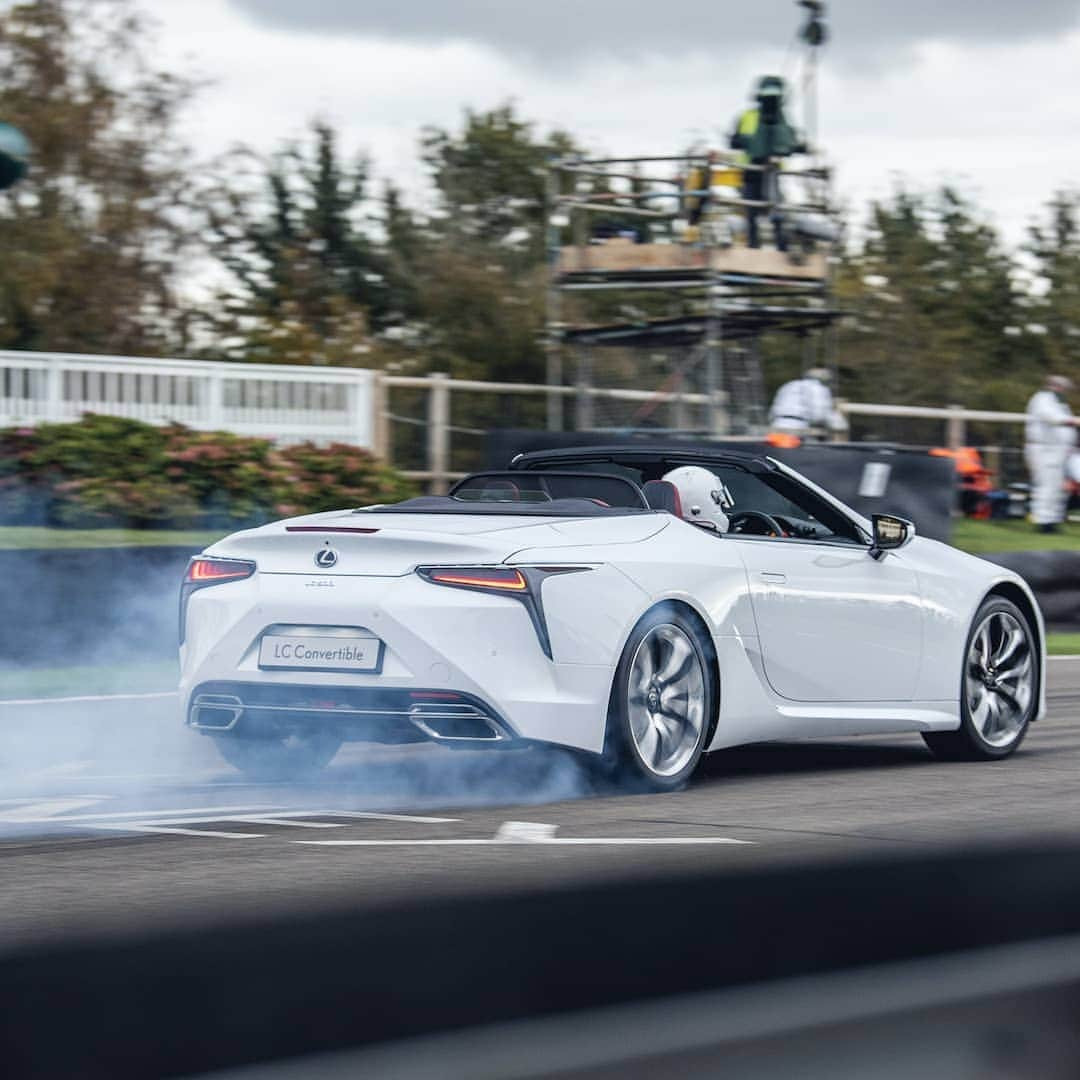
[832,398,848,443]
[205,365,225,429]
[370,370,389,461]
[672,381,689,432]
[44,355,62,421]
[427,372,451,495]
[710,390,730,437]
[946,404,966,450]
[575,349,594,430]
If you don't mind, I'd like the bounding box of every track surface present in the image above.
[2,662,1080,949]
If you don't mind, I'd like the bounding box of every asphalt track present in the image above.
[2,661,1080,950]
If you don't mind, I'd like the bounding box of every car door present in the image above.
[712,461,924,703]
[734,537,923,702]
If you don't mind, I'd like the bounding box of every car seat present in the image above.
[642,480,683,517]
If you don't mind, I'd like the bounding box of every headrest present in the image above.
[643,479,683,517]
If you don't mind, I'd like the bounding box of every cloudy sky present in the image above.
[142,0,1080,247]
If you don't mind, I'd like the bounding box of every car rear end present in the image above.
[178,511,619,757]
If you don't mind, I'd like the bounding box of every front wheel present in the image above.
[212,732,342,781]
[923,597,1037,762]
[601,606,715,792]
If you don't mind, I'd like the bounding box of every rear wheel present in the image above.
[212,732,342,781]
[923,597,1036,762]
[601,606,715,792]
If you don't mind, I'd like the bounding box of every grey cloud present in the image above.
[226,0,1080,64]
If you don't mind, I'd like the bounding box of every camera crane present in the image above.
[797,1,828,162]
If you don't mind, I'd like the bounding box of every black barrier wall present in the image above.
[488,431,956,543]
[0,546,198,669]
[0,531,1076,675]
[984,551,1080,626]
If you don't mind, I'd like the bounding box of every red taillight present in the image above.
[416,565,590,660]
[180,557,255,645]
[425,568,528,592]
[185,558,255,584]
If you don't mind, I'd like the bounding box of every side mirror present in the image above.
[869,514,914,560]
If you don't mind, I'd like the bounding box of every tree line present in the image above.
[1,0,1078,412]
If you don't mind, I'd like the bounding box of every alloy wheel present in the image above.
[627,623,707,777]
[965,610,1034,749]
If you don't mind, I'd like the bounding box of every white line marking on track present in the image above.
[310,810,460,824]
[229,817,347,829]
[0,804,279,824]
[0,691,178,707]
[0,806,462,839]
[89,824,266,839]
[0,796,109,822]
[1049,655,1080,661]
[296,822,752,848]
[293,837,753,847]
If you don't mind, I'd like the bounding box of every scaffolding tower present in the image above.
[543,2,842,438]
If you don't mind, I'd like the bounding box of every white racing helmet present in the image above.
[662,466,732,532]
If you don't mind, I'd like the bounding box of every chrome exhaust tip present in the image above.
[190,693,244,732]
[408,702,508,743]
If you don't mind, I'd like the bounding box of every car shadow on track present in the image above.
[693,738,935,784]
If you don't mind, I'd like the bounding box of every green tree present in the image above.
[835,187,1030,411]
[204,122,407,365]
[1027,191,1080,373]
[0,0,198,354]
[409,104,581,384]
[421,103,578,266]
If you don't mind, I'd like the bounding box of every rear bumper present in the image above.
[179,571,613,753]
[188,681,514,745]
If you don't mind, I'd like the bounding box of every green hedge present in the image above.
[0,415,416,528]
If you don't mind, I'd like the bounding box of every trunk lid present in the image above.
[206,510,578,576]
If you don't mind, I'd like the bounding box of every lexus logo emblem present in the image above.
[315,548,339,569]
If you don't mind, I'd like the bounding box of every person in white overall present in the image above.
[1025,374,1078,534]
[769,367,844,437]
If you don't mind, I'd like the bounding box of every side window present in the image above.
[714,466,864,545]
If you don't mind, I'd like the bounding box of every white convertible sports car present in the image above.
[179,445,1045,789]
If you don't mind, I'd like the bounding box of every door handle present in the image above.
[760,571,787,584]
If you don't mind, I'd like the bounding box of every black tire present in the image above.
[923,596,1036,762]
[598,604,716,792]
[212,732,342,781]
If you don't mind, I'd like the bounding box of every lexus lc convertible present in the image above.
[179,445,1045,790]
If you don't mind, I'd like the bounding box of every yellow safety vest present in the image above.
[735,108,759,165]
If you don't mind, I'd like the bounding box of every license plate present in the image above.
[258,632,383,673]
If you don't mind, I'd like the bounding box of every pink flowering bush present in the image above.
[0,415,415,528]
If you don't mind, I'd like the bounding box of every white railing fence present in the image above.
[0,350,1034,493]
[0,351,373,446]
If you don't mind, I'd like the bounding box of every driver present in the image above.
[663,466,731,532]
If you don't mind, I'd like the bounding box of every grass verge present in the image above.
[951,518,1080,554]
[0,519,1077,556]
[0,660,179,700]
[0,527,225,550]
[1047,633,1080,657]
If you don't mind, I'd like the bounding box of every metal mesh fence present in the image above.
[385,375,1035,493]
[448,390,547,475]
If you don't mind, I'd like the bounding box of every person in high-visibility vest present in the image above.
[729,76,806,250]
